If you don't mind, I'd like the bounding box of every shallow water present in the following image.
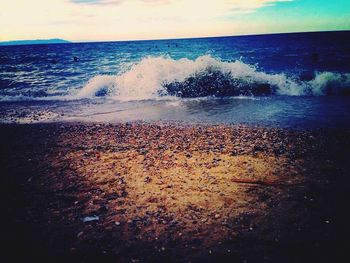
[1,96,349,129]
[1,31,350,128]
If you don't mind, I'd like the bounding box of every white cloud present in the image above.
[0,0,293,41]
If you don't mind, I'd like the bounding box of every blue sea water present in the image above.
[0,31,350,128]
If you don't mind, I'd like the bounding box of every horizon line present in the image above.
[1,29,349,46]
[73,29,350,44]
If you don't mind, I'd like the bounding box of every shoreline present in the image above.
[1,122,349,262]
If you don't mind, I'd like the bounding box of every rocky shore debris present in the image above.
[82,215,99,223]
[1,122,349,262]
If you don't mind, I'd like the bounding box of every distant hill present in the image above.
[0,38,71,46]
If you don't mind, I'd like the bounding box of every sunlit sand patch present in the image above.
[62,148,305,247]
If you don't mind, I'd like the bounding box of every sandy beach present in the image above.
[1,122,349,262]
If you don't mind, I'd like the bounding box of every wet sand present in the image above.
[1,122,349,262]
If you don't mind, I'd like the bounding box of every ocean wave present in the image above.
[1,55,350,102]
[75,55,350,99]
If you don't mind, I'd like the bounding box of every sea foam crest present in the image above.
[76,55,350,100]
[1,55,349,102]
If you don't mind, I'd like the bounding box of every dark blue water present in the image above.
[0,31,350,128]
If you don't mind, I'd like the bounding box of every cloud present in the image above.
[70,0,291,10]
[70,0,169,4]
[71,0,101,3]
[1,0,294,41]
[70,0,120,4]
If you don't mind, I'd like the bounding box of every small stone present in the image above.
[82,215,99,223]
[115,221,121,226]
[144,176,151,183]
[214,214,220,219]
[77,231,84,238]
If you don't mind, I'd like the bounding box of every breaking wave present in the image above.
[76,55,350,100]
[1,55,350,102]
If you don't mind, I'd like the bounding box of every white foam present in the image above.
[309,72,350,96]
[76,75,116,98]
[76,55,289,100]
[76,55,350,99]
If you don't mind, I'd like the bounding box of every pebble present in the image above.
[82,215,99,223]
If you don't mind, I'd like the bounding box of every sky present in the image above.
[0,0,349,42]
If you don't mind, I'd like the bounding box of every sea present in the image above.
[1,31,350,128]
